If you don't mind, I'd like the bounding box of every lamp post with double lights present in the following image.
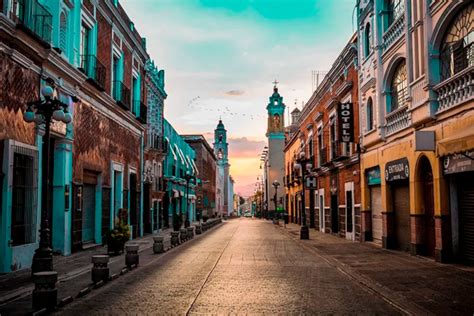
[294,151,312,240]
[23,83,74,274]
[184,171,196,228]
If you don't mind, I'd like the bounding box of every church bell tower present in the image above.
[265,81,286,216]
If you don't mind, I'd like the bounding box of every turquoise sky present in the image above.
[121,0,356,195]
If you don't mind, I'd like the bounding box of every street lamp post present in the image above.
[184,171,195,228]
[23,83,73,274]
[294,152,312,240]
[272,180,280,224]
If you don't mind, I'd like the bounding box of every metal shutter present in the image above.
[460,182,474,263]
[371,186,383,244]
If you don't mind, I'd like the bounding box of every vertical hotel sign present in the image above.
[338,102,354,142]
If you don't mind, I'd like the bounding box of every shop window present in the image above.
[11,149,38,246]
[389,61,407,112]
[366,97,374,131]
[440,4,473,81]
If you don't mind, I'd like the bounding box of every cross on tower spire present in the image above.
[272,79,279,87]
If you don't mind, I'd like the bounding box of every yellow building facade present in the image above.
[284,133,302,224]
[357,0,473,263]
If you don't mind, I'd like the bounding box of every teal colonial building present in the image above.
[163,120,197,227]
[0,0,160,272]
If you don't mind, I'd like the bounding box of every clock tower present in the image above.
[266,81,286,217]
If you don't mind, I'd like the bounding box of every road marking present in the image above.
[185,221,240,316]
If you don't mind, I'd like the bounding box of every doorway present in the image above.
[331,194,339,233]
[419,156,435,257]
[345,182,355,241]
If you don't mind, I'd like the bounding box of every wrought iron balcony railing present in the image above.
[12,0,53,45]
[80,55,106,91]
[146,132,168,153]
[330,141,350,161]
[113,81,131,110]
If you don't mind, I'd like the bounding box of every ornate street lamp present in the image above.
[272,180,280,224]
[294,151,312,240]
[184,171,195,228]
[23,83,73,274]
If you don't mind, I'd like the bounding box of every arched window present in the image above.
[364,23,371,57]
[366,97,374,131]
[440,4,473,81]
[59,11,68,54]
[389,61,407,112]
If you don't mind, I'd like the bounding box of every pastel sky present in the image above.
[120,0,356,196]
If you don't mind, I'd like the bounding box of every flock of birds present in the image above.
[187,96,266,121]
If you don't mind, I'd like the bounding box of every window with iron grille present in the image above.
[11,146,38,246]
[390,61,407,112]
[440,4,473,81]
[388,0,404,26]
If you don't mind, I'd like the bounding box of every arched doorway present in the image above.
[419,156,435,257]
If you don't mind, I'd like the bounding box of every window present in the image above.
[366,97,374,131]
[329,115,337,159]
[388,0,404,26]
[59,11,68,54]
[11,150,38,246]
[317,127,324,166]
[80,23,91,69]
[440,4,474,81]
[389,61,407,112]
[132,76,139,115]
[364,22,371,57]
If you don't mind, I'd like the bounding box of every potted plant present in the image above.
[107,208,130,255]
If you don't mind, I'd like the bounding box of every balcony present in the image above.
[113,81,131,111]
[385,106,410,136]
[146,132,168,153]
[435,66,474,114]
[80,55,106,91]
[330,141,350,161]
[12,0,52,46]
[382,14,404,52]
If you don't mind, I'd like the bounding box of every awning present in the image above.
[437,126,474,156]
[166,137,177,161]
[175,144,185,164]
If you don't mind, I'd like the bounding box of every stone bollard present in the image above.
[32,271,58,312]
[91,255,110,283]
[153,236,164,254]
[125,244,139,268]
[170,231,180,247]
[195,225,202,235]
[180,228,188,243]
[187,227,194,239]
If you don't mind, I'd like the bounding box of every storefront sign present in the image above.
[367,167,381,185]
[385,158,409,182]
[304,176,317,189]
[338,102,354,143]
[443,151,474,174]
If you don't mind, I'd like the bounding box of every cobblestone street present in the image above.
[58,219,400,315]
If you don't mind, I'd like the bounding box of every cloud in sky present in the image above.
[120,0,356,196]
[225,90,245,96]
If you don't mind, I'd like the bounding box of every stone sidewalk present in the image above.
[278,222,474,315]
[0,221,208,315]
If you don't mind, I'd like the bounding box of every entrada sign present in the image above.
[338,102,354,142]
[385,158,409,182]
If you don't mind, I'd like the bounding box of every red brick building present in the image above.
[291,34,361,241]
[182,135,217,219]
